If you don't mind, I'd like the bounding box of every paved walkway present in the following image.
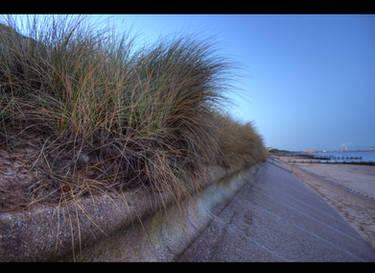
[175,161,375,262]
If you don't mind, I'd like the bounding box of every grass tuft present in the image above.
[0,15,267,212]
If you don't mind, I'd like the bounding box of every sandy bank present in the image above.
[294,164,375,200]
[271,155,375,250]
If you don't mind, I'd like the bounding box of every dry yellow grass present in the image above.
[0,15,267,212]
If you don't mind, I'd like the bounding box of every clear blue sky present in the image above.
[14,14,375,151]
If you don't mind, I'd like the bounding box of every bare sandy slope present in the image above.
[273,156,375,250]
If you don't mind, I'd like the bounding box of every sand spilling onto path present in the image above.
[273,156,375,250]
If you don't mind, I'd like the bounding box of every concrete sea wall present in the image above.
[0,164,260,262]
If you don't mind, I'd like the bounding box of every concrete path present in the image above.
[175,161,375,262]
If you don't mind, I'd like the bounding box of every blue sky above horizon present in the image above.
[9,14,375,151]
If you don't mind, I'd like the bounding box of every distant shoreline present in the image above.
[286,160,375,166]
[269,150,375,165]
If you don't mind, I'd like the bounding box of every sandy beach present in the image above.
[272,155,375,250]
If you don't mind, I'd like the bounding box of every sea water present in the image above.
[309,151,375,163]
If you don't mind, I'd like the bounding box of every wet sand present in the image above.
[272,155,375,250]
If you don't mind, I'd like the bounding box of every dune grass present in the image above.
[0,15,267,211]
[214,112,267,170]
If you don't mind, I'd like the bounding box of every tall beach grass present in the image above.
[0,15,267,211]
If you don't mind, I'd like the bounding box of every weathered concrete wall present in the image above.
[0,164,260,262]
